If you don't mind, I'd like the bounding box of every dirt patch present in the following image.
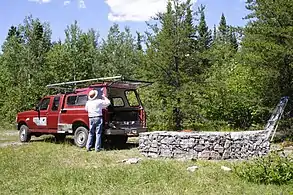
[0,130,20,148]
[0,130,18,137]
[0,142,28,148]
[3,131,18,136]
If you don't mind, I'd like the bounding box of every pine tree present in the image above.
[218,13,228,43]
[197,4,212,51]
[144,0,200,130]
[229,26,238,51]
[0,15,52,122]
[7,26,18,40]
[213,25,217,41]
[136,31,143,51]
[99,24,139,78]
[63,21,99,81]
[242,0,293,106]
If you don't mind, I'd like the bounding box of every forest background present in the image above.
[1,0,293,133]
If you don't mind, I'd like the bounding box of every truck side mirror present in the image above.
[35,106,40,112]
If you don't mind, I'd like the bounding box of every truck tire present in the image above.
[74,126,88,148]
[19,125,31,142]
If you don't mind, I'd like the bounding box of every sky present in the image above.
[0,0,250,45]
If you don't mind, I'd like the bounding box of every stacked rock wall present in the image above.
[138,130,270,160]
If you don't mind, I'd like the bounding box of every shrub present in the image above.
[234,152,293,185]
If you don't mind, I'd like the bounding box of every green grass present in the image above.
[0,135,293,195]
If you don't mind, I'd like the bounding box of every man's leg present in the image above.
[86,118,96,151]
[95,117,103,152]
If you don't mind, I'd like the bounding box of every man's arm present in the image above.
[101,95,111,108]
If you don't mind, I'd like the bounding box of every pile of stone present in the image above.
[138,130,270,160]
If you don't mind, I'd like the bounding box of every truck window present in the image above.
[52,96,60,111]
[125,90,139,107]
[67,95,87,106]
[67,96,77,105]
[76,95,87,105]
[112,97,124,107]
[39,98,50,110]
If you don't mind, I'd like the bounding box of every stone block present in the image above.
[194,145,204,152]
[230,132,243,140]
[223,150,231,159]
[149,147,158,153]
[199,139,205,145]
[198,150,211,160]
[210,151,221,160]
[173,148,185,155]
[147,152,159,158]
[214,144,224,153]
[224,140,231,149]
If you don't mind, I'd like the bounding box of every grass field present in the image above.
[1,131,293,195]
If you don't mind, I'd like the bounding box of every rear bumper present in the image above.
[104,127,147,136]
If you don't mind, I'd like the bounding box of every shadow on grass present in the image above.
[30,136,139,151]
[103,142,139,151]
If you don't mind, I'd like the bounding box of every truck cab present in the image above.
[16,76,152,148]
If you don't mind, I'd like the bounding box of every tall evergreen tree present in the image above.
[197,4,212,51]
[63,21,99,81]
[213,25,217,42]
[98,24,139,78]
[136,31,143,51]
[228,26,238,51]
[144,0,199,130]
[0,15,52,122]
[242,0,293,107]
[218,13,228,43]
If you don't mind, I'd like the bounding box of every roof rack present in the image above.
[46,76,123,89]
[46,75,153,90]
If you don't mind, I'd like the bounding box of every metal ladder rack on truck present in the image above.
[16,75,153,148]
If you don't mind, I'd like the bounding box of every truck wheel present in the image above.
[74,126,88,148]
[19,125,31,142]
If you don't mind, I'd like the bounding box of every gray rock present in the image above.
[221,166,232,171]
[198,150,211,160]
[194,145,204,152]
[147,152,159,158]
[119,158,142,164]
[210,151,221,160]
[224,140,231,149]
[199,139,205,145]
[187,166,198,172]
[214,144,224,153]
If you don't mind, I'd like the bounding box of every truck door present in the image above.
[32,97,51,131]
[46,95,61,131]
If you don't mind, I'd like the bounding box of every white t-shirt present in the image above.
[85,98,111,117]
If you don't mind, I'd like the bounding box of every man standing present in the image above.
[85,89,111,152]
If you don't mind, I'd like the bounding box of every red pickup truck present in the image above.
[16,76,152,148]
